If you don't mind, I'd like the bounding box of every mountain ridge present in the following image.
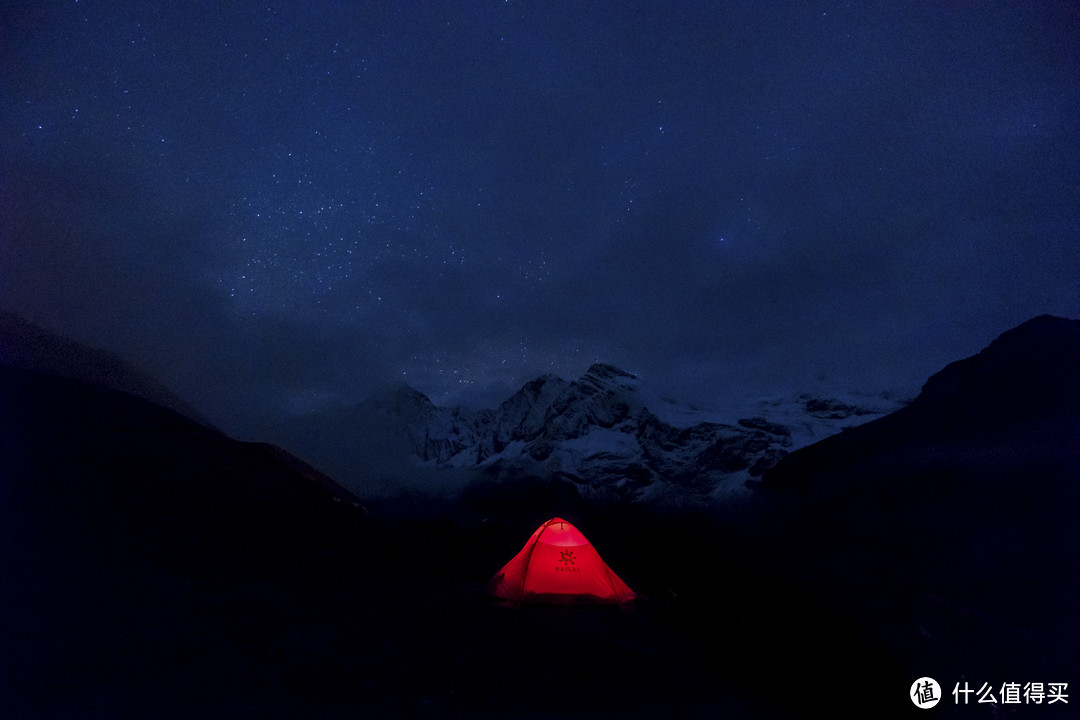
[752,314,1080,695]
[272,362,900,504]
[764,313,1080,492]
[0,311,217,430]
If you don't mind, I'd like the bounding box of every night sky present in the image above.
[2,2,1078,435]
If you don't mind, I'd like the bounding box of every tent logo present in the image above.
[556,550,580,572]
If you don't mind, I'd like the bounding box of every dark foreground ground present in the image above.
[5,503,900,720]
[3,362,1077,719]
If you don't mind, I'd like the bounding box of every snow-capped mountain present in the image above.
[354,363,902,504]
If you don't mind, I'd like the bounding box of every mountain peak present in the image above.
[917,314,1080,424]
[583,363,637,380]
[577,363,640,397]
[363,382,437,417]
[986,314,1080,360]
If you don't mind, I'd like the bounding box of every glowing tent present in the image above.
[489,517,636,604]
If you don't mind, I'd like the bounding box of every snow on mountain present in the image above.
[365,363,902,505]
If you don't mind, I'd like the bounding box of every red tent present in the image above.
[489,517,636,604]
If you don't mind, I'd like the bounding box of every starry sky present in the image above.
[2,1,1079,435]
